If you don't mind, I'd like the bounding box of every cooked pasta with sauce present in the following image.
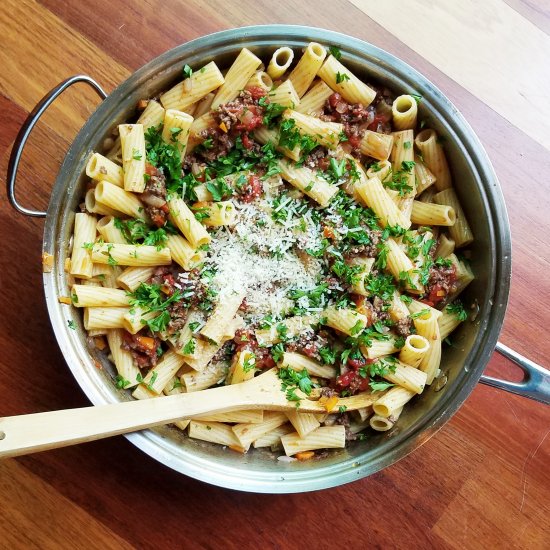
[68,43,473,459]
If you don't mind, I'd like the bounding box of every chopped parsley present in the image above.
[446,301,468,321]
[67,320,77,330]
[115,375,131,389]
[128,282,184,333]
[182,64,193,80]
[206,178,233,201]
[278,367,312,403]
[335,72,350,84]
[319,345,337,365]
[114,218,175,249]
[329,45,342,60]
[270,343,285,363]
[242,353,256,373]
[369,380,395,392]
[182,339,196,355]
[259,96,286,127]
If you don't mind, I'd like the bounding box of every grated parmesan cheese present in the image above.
[204,198,324,322]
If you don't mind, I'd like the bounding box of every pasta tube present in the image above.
[433,189,473,248]
[85,153,124,187]
[288,42,327,97]
[119,124,146,193]
[283,109,342,149]
[268,80,300,108]
[91,243,171,267]
[94,182,146,220]
[415,129,452,190]
[168,196,211,248]
[278,159,338,207]
[211,48,262,109]
[70,213,97,279]
[318,55,376,106]
[267,47,294,79]
[281,426,346,456]
[160,61,225,111]
[391,95,418,130]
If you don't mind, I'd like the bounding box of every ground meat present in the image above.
[286,331,330,363]
[212,341,234,364]
[236,174,263,203]
[303,148,330,171]
[147,267,207,334]
[142,163,168,227]
[334,412,357,441]
[424,263,458,306]
[320,387,338,398]
[284,329,317,353]
[121,330,161,369]
[196,127,235,162]
[322,93,375,125]
[321,93,377,154]
[215,89,265,133]
[394,316,412,337]
[343,227,381,259]
[372,296,391,323]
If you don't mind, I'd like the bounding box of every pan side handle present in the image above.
[480,342,550,405]
[6,75,107,218]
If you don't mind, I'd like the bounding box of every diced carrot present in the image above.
[192,201,209,209]
[94,336,107,351]
[324,395,339,413]
[58,296,72,305]
[228,445,246,454]
[42,252,54,273]
[137,99,149,110]
[323,225,335,239]
[134,335,156,351]
[295,451,315,461]
[219,121,228,133]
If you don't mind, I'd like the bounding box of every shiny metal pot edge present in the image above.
[42,25,511,493]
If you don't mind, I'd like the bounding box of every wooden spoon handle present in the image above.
[0,373,273,459]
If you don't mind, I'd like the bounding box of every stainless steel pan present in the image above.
[7,26,549,493]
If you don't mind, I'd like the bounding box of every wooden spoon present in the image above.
[0,368,376,459]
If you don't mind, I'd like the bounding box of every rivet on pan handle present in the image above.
[6,75,107,218]
[480,342,550,405]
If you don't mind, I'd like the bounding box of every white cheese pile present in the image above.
[205,198,324,322]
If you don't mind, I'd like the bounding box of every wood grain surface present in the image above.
[1,1,549,548]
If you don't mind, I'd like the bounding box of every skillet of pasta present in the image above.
[69,42,474,460]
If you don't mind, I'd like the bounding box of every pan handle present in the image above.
[480,342,550,405]
[6,75,107,218]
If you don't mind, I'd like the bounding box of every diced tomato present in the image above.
[240,174,262,203]
[150,212,167,227]
[347,133,362,148]
[145,162,159,177]
[367,113,390,131]
[241,133,253,150]
[235,105,264,132]
[336,371,370,391]
[328,92,342,109]
[348,357,367,370]
[247,86,267,100]
[301,343,317,358]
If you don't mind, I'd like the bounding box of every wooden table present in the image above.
[1,1,549,548]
